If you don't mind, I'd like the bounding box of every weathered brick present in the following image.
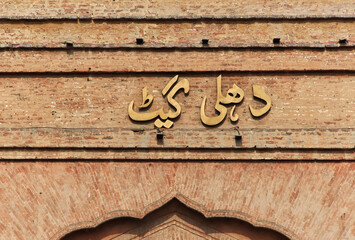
[0,75,352,156]
[0,1,353,239]
[0,0,354,19]
[0,162,353,240]
[0,21,354,48]
[1,49,355,72]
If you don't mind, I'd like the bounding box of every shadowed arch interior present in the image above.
[61,198,290,240]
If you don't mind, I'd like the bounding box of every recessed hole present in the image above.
[157,132,164,141]
[132,129,144,134]
[66,42,73,48]
[136,38,144,45]
[235,134,242,141]
[339,39,347,44]
[273,38,281,44]
[202,39,209,46]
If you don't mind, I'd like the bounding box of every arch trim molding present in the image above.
[51,190,299,240]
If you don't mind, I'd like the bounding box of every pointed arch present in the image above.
[53,191,298,240]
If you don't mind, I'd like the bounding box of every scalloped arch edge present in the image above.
[52,190,299,240]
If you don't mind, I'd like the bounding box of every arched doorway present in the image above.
[61,199,289,240]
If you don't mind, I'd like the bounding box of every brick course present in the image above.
[0,21,354,48]
[0,0,354,239]
[1,49,355,72]
[0,162,353,240]
[0,0,354,19]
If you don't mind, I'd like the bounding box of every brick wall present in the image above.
[0,1,354,239]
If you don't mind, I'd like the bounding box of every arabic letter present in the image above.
[162,75,179,96]
[164,78,189,119]
[128,100,163,121]
[128,90,170,122]
[154,119,174,128]
[216,75,244,104]
[138,87,153,109]
[216,75,228,104]
[200,75,232,126]
[230,105,239,122]
[226,84,244,104]
[200,96,228,126]
[227,84,244,122]
[249,84,271,117]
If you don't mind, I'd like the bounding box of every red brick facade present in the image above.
[0,1,354,239]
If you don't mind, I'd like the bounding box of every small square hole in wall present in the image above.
[202,39,209,46]
[273,38,280,44]
[339,39,347,44]
[156,132,164,140]
[235,134,242,146]
[66,42,73,48]
[235,134,242,141]
[136,38,144,45]
[156,132,164,145]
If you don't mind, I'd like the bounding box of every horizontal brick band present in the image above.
[1,49,355,72]
[0,74,353,153]
[0,75,352,129]
[1,162,354,239]
[0,0,354,19]
[0,21,354,48]
[0,127,352,150]
[0,148,353,160]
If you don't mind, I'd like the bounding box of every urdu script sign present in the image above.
[128,75,271,128]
